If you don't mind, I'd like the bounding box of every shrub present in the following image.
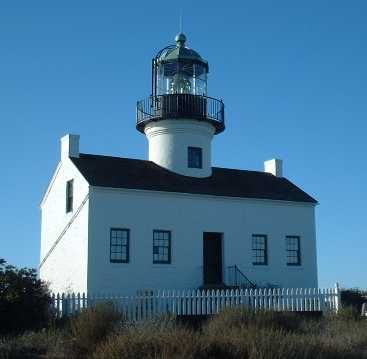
[0,258,53,335]
[321,307,367,356]
[0,330,64,359]
[67,302,123,358]
[93,317,197,359]
[201,327,362,359]
[341,289,367,313]
[335,306,362,321]
[204,306,305,336]
[93,322,366,359]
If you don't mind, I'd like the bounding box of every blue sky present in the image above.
[1,1,366,289]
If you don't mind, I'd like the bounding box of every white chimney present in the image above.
[264,158,283,177]
[61,134,80,160]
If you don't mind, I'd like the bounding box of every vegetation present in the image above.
[341,288,367,312]
[0,266,366,359]
[0,258,53,336]
[1,304,367,359]
[67,302,123,357]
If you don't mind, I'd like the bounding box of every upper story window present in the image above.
[286,236,301,266]
[188,147,202,169]
[153,230,171,264]
[252,234,268,265]
[110,228,130,263]
[66,180,74,213]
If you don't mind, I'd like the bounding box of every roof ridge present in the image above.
[80,153,269,175]
[80,153,150,163]
[212,166,273,176]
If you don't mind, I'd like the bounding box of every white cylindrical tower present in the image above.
[145,119,215,177]
[136,33,225,178]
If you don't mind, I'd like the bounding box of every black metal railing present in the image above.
[227,265,256,289]
[136,94,225,134]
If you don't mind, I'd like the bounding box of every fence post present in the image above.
[335,282,341,313]
[60,293,65,317]
[55,293,60,318]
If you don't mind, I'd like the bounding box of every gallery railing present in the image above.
[136,94,225,134]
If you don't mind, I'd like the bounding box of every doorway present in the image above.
[203,232,223,285]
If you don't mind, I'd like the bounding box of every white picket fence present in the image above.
[51,284,341,321]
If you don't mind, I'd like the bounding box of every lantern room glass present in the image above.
[155,62,207,96]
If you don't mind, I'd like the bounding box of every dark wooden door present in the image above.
[203,232,223,285]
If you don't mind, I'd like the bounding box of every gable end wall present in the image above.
[40,158,89,293]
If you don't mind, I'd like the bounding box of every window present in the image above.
[286,236,301,266]
[66,180,74,213]
[188,147,202,168]
[110,229,129,263]
[252,234,268,265]
[153,230,171,264]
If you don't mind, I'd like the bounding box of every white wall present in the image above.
[87,187,318,295]
[145,119,215,177]
[40,158,89,293]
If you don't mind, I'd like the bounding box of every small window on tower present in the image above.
[188,147,202,169]
[66,180,74,213]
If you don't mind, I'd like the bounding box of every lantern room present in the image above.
[136,33,225,135]
[152,33,208,97]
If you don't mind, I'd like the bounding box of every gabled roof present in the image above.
[70,154,317,204]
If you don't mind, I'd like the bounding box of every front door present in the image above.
[203,232,223,285]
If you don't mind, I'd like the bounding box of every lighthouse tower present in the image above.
[136,33,225,178]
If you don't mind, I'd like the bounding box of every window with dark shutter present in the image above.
[66,180,74,213]
[110,229,130,263]
[286,236,301,266]
[252,234,268,265]
[153,230,171,264]
[188,147,202,169]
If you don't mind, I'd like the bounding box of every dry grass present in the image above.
[1,305,366,359]
[203,306,305,335]
[66,302,123,358]
[0,330,64,359]
[93,306,367,359]
[93,324,197,359]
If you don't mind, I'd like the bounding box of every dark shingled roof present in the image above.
[70,154,317,204]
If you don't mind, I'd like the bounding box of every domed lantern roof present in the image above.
[155,33,209,71]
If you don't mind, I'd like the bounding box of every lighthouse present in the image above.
[136,33,225,178]
[40,32,318,295]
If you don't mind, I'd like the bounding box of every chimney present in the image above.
[264,158,283,177]
[61,134,80,161]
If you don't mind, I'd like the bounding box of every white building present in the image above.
[40,33,318,295]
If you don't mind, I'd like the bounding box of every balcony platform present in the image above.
[136,94,225,134]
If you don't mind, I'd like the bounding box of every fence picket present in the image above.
[244,289,249,308]
[195,290,201,315]
[325,288,330,312]
[248,289,252,309]
[206,290,210,314]
[201,290,206,315]
[55,293,59,318]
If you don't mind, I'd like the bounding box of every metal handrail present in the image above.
[227,265,256,289]
[136,94,225,134]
